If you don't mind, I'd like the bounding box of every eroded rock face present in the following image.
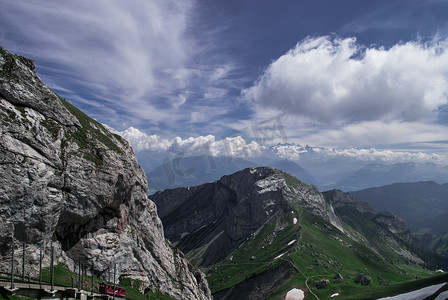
[152,168,291,266]
[323,189,409,236]
[0,46,211,300]
[152,167,342,266]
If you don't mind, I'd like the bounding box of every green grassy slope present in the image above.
[0,264,175,300]
[206,200,440,299]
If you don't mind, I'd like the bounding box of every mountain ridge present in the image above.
[152,166,437,299]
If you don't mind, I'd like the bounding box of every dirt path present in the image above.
[284,257,321,300]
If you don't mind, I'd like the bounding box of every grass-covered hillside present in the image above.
[154,168,446,300]
[209,203,443,299]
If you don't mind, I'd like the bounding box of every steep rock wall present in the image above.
[0,46,210,300]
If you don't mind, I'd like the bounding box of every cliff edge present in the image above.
[0,46,211,300]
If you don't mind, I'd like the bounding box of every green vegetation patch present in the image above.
[14,264,176,300]
[118,278,175,300]
[59,97,124,166]
[207,210,301,293]
[41,117,61,141]
[0,47,20,83]
[208,199,440,299]
[282,172,302,188]
[278,204,436,299]
[337,273,448,300]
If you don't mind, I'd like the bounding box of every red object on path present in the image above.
[99,282,126,297]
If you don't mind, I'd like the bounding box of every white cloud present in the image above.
[243,35,448,125]
[117,126,448,166]
[292,120,448,148]
[272,144,448,165]
[0,1,246,132]
[119,127,172,152]
[0,0,196,126]
[117,127,265,158]
[113,124,448,168]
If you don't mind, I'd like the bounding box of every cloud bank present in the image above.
[243,36,448,125]
[118,127,448,166]
[272,144,448,166]
[119,127,265,158]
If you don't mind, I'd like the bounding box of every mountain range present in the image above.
[146,155,318,193]
[351,181,448,258]
[136,151,448,193]
[151,167,445,299]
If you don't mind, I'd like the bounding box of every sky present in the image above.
[1,0,448,164]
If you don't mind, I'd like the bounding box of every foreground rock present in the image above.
[0,46,210,300]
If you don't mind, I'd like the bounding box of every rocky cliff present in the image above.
[151,167,342,266]
[323,189,410,236]
[323,189,422,264]
[0,46,211,300]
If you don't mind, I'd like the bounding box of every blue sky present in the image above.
[1,0,448,163]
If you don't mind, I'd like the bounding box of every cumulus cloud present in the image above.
[272,144,448,165]
[120,127,172,152]
[118,126,448,166]
[243,35,448,125]
[290,120,448,149]
[117,127,265,158]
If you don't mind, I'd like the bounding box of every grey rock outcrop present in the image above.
[0,46,211,300]
[315,279,329,289]
[323,189,423,264]
[323,189,410,237]
[354,274,371,286]
[333,273,343,283]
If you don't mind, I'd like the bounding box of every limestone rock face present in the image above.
[0,46,211,300]
[151,167,341,266]
[323,189,409,236]
[323,189,423,264]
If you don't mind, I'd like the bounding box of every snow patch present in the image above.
[331,293,340,297]
[274,252,286,260]
[377,283,446,300]
[285,288,304,300]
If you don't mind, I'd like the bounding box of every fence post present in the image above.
[10,236,14,289]
[91,261,94,295]
[22,242,25,282]
[78,259,81,289]
[113,263,116,300]
[50,241,54,292]
[39,245,42,289]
